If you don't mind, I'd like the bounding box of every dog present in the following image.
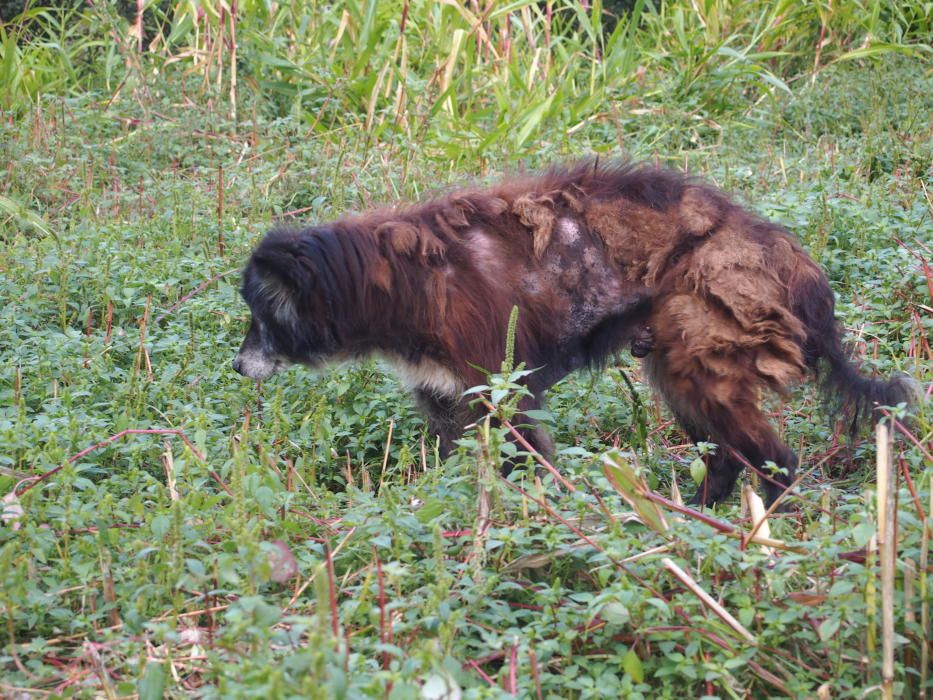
[233,162,913,506]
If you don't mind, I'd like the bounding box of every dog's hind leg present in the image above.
[643,353,798,507]
[692,403,798,507]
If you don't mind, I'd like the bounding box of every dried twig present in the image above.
[662,557,756,644]
[17,429,207,497]
[155,268,239,325]
[378,418,394,491]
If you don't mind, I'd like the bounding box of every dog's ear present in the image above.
[249,230,316,293]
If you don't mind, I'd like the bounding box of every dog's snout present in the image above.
[232,356,243,375]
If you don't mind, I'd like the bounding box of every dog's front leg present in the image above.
[414,389,475,458]
[415,389,554,477]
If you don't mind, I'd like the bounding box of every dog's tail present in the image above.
[794,267,916,432]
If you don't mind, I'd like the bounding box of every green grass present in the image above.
[0,2,931,697]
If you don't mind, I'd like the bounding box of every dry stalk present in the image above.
[284,527,357,613]
[162,439,178,502]
[344,451,354,490]
[742,484,774,556]
[529,645,543,700]
[104,299,114,345]
[644,491,801,553]
[216,165,225,256]
[134,293,153,382]
[904,558,917,697]
[378,418,394,491]
[922,477,931,698]
[471,417,494,578]
[154,268,238,324]
[228,1,238,120]
[877,422,895,700]
[84,641,117,700]
[662,557,757,645]
[98,547,120,628]
[670,464,683,506]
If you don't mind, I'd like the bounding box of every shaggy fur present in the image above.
[233,162,913,506]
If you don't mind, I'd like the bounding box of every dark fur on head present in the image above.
[234,161,914,506]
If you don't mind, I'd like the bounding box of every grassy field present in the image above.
[0,1,931,697]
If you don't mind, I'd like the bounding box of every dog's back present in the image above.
[403,163,914,504]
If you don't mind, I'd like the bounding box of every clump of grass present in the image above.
[3,1,930,155]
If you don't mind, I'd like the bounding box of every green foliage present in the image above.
[1,0,930,153]
[0,2,931,697]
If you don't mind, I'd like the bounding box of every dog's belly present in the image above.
[389,355,464,397]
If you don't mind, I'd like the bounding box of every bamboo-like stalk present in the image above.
[921,477,931,698]
[877,422,895,700]
[904,559,916,698]
[866,488,878,653]
[229,0,238,121]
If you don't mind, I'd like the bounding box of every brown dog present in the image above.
[233,162,912,505]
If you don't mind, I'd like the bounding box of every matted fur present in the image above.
[234,162,912,505]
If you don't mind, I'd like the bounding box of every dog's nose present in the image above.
[232,356,243,375]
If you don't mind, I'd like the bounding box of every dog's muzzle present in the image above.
[232,350,282,380]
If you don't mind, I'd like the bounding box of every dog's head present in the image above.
[233,228,343,380]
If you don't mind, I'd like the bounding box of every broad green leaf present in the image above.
[623,648,644,683]
[689,457,707,486]
[138,662,165,700]
[818,617,841,642]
